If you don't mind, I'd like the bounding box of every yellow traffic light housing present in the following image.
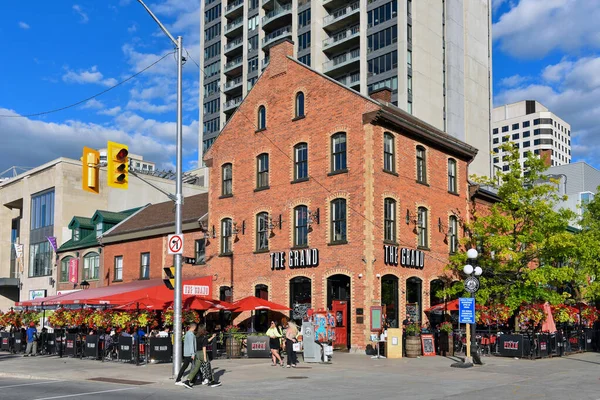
[82,147,100,194]
[107,141,129,189]
[163,266,175,290]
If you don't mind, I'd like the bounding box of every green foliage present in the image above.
[443,144,577,311]
[405,323,420,337]
[574,186,600,301]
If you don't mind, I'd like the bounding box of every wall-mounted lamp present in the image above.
[211,225,216,239]
[308,208,320,232]
[358,273,363,279]
[376,273,381,279]
[80,280,90,290]
[405,209,417,225]
[49,277,56,288]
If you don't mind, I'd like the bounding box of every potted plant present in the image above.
[404,323,421,358]
[439,321,454,356]
[224,325,245,358]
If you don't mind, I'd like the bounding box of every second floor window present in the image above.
[417,207,428,248]
[448,158,457,193]
[256,154,269,189]
[448,216,458,254]
[258,105,266,130]
[221,218,232,254]
[195,239,206,265]
[416,146,427,184]
[384,198,396,242]
[294,143,308,180]
[84,252,100,280]
[295,92,305,118]
[114,256,123,281]
[222,163,232,196]
[384,133,395,172]
[331,198,347,243]
[256,212,269,251]
[60,256,72,283]
[331,133,347,172]
[140,252,150,279]
[294,205,308,247]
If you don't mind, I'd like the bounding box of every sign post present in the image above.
[459,297,475,363]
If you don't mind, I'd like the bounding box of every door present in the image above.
[332,300,348,349]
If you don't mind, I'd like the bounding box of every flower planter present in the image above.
[226,338,242,358]
[405,336,421,358]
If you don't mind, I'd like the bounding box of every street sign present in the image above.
[167,234,184,255]
[459,298,475,324]
[464,276,480,293]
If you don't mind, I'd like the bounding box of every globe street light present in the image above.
[464,249,482,366]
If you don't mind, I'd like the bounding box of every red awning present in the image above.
[231,296,290,312]
[425,299,460,313]
[17,291,80,307]
[18,276,213,307]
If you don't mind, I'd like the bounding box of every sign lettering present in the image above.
[383,245,424,269]
[183,285,209,296]
[251,342,266,351]
[503,341,519,350]
[271,248,319,270]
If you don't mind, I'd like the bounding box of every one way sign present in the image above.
[168,234,184,255]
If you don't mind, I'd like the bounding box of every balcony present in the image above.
[224,17,243,38]
[323,24,360,53]
[262,0,275,11]
[224,96,243,112]
[224,56,243,76]
[323,0,349,11]
[323,48,360,74]
[223,76,243,94]
[323,2,360,32]
[262,4,292,31]
[262,26,292,49]
[225,0,244,19]
[224,37,244,56]
[337,72,361,90]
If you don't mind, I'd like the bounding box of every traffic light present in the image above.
[82,147,100,194]
[107,141,129,189]
[163,266,175,290]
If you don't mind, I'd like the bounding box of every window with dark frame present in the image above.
[83,252,100,280]
[384,198,396,242]
[140,252,150,279]
[222,163,232,195]
[294,143,308,180]
[383,133,395,172]
[449,215,458,254]
[221,218,232,254]
[448,158,457,193]
[256,212,269,251]
[256,153,269,189]
[416,146,427,183]
[330,198,347,243]
[331,133,347,172]
[417,207,428,248]
[294,205,309,247]
[257,105,266,129]
[195,239,206,265]
[114,255,123,281]
[295,92,305,118]
[60,256,72,282]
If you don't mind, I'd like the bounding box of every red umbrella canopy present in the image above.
[232,296,291,312]
[183,297,234,311]
[114,297,167,310]
[425,299,460,313]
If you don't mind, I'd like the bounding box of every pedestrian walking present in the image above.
[266,321,284,367]
[175,323,197,389]
[183,325,221,388]
[24,322,38,357]
[285,321,299,368]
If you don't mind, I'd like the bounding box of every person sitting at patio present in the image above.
[102,329,116,359]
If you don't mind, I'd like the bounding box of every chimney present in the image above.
[369,87,392,103]
[268,39,294,76]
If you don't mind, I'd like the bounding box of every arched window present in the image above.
[290,276,311,324]
[294,205,308,247]
[331,198,347,243]
[331,133,347,172]
[295,92,305,118]
[256,153,269,189]
[416,146,427,184]
[384,198,396,242]
[222,163,232,196]
[60,256,73,283]
[257,105,266,130]
[448,158,457,193]
[417,207,428,248]
[448,215,458,254]
[221,218,232,254]
[381,275,399,328]
[256,212,269,251]
[294,143,308,180]
[255,284,269,332]
[384,133,395,173]
[83,252,100,280]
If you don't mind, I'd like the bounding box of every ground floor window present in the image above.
[406,276,422,323]
[290,276,311,324]
[382,275,399,328]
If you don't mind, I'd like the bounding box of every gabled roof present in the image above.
[102,193,208,242]
[67,216,94,230]
[91,208,140,225]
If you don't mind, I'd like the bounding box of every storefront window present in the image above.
[406,276,422,323]
[382,275,398,328]
[290,276,311,324]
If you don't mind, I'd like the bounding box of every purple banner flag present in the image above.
[47,236,58,252]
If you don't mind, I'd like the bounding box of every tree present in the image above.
[442,144,577,311]
[574,187,600,303]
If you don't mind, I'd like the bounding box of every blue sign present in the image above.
[458,298,475,324]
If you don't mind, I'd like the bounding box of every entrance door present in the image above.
[327,274,351,349]
[331,300,348,349]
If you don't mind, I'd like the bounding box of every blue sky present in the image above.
[0,0,598,176]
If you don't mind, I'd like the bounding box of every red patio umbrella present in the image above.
[183,297,234,311]
[231,296,291,312]
[425,299,459,314]
[114,297,167,310]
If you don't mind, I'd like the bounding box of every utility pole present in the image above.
[136,0,184,377]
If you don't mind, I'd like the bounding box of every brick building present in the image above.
[202,40,479,351]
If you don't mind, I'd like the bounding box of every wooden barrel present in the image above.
[226,338,241,358]
[405,336,421,358]
[447,335,454,356]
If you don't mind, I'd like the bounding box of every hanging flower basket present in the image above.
[580,306,599,328]
[136,310,159,328]
[48,308,70,328]
[161,308,199,326]
[111,311,135,330]
[21,310,41,327]
[2,310,22,327]
[87,309,115,330]
[551,304,577,324]
[519,304,546,329]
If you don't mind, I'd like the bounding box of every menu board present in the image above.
[421,334,435,356]
[371,306,382,332]
[406,303,419,322]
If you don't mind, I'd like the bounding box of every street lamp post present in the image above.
[462,248,482,366]
[136,0,184,377]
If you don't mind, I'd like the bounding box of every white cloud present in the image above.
[62,66,117,87]
[81,99,105,110]
[492,0,507,11]
[499,74,528,88]
[127,24,137,33]
[493,0,600,59]
[494,56,600,165]
[98,106,122,116]
[72,5,89,24]
[18,21,30,29]
[126,100,174,114]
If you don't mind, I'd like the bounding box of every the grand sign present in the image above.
[383,245,424,269]
[270,248,319,270]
